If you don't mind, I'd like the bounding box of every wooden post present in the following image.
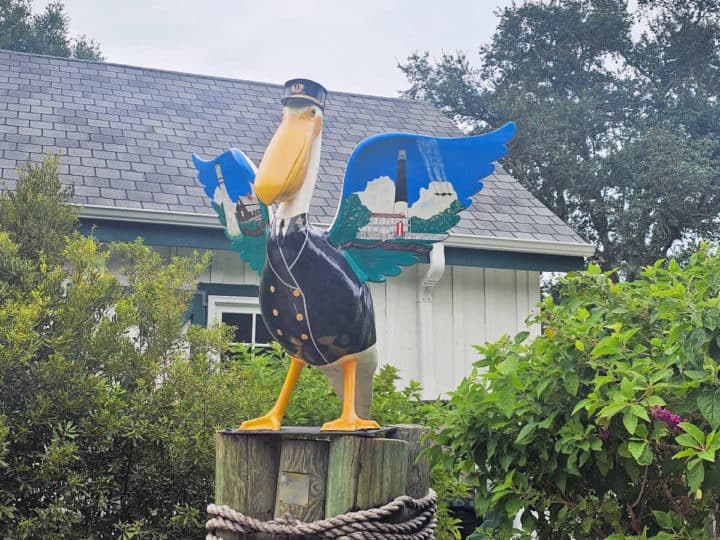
[391,424,431,499]
[212,426,430,538]
[275,438,330,521]
[215,431,282,540]
[325,435,407,517]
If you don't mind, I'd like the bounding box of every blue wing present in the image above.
[327,122,515,283]
[192,149,271,274]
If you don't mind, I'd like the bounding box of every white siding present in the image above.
[192,248,541,397]
[370,263,540,398]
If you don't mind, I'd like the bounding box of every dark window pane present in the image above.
[254,315,274,344]
[222,312,253,343]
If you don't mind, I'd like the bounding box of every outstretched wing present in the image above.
[326,123,515,283]
[192,149,271,274]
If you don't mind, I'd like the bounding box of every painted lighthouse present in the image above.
[357,150,410,241]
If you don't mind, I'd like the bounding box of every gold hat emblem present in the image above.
[290,82,305,93]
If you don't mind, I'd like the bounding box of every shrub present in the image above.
[431,249,720,539]
[0,159,450,538]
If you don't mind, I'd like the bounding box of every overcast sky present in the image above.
[35,0,514,97]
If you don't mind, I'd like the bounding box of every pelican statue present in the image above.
[193,78,514,431]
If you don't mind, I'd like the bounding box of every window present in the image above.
[206,295,273,346]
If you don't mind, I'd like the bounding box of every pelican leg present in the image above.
[239,357,305,431]
[321,357,380,431]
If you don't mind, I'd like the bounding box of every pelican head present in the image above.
[254,79,326,208]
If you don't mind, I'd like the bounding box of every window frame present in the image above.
[206,295,271,347]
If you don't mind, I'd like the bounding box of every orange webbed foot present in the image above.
[321,414,380,432]
[239,413,282,431]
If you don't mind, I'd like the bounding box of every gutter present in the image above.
[78,205,596,258]
[417,244,445,399]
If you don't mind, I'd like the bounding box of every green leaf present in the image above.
[498,354,519,375]
[572,398,591,416]
[675,433,700,448]
[673,448,697,459]
[644,395,666,407]
[591,335,622,357]
[497,388,516,418]
[687,461,704,491]
[623,409,638,435]
[515,421,537,445]
[555,470,567,493]
[535,376,554,398]
[620,377,634,398]
[514,331,530,344]
[628,441,646,461]
[685,370,709,380]
[679,422,705,445]
[697,389,720,429]
[628,441,653,465]
[575,339,585,351]
[598,402,627,419]
[652,510,673,530]
[563,371,579,396]
[630,404,650,422]
[638,444,654,466]
[505,496,523,517]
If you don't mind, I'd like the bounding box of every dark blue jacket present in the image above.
[259,214,376,366]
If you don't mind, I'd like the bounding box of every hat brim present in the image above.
[281,94,325,108]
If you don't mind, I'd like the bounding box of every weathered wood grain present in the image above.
[215,432,281,539]
[356,438,408,510]
[215,432,281,518]
[274,438,330,522]
[390,424,431,498]
[325,435,363,517]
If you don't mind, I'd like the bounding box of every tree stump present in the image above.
[214,425,430,539]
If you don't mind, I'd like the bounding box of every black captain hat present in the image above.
[281,78,327,109]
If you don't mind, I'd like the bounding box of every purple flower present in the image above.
[650,407,683,429]
[600,429,611,442]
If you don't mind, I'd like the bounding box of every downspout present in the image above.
[417,243,446,399]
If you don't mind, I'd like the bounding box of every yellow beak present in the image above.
[253,107,322,205]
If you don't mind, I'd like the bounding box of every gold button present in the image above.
[269,285,275,293]
[301,333,308,341]
[277,329,283,336]
[293,289,301,297]
[272,309,279,316]
[296,313,304,321]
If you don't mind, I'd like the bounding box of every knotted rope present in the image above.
[205,488,437,539]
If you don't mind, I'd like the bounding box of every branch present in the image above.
[661,478,688,519]
[627,465,649,534]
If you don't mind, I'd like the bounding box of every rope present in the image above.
[205,488,437,539]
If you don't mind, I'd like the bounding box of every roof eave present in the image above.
[79,204,595,259]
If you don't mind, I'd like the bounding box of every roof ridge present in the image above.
[0,48,427,105]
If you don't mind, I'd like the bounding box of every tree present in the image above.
[400,0,720,278]
[0,0,103,60]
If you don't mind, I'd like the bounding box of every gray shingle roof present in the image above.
[0,49,586,245]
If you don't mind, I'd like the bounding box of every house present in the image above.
[0,50,595,397]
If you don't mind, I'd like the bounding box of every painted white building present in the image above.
[0,50,595,397]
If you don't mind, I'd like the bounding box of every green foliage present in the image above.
[0,156,77,263]
[0,158,454,538]
[432,247,720,538]
[400,1,720,277]
[0,0,103,60]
